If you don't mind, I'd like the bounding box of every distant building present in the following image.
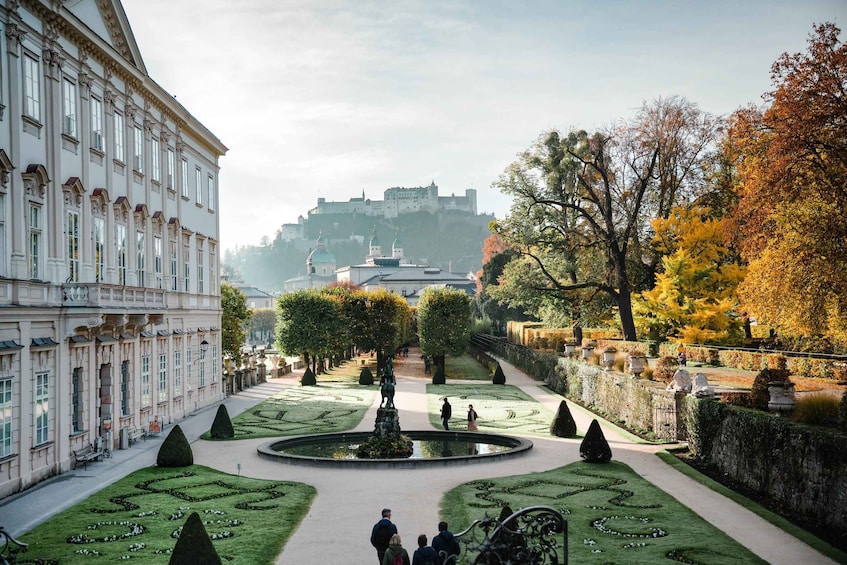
[309,182,477,219]
[230,284,275,309]
[283,233,336,291]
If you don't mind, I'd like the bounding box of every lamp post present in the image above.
[189,339,210,414]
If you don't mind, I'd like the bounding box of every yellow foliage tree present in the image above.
[633,206,745,344]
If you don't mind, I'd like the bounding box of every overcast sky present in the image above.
[122,0,846,252]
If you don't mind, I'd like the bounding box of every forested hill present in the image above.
[223,210,495,292]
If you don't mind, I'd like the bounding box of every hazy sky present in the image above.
[121,0,846,252]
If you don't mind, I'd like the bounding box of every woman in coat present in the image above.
[383,533,411,565]
[467,404,479,432]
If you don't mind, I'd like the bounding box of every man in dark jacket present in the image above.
[440,398,452,430]
[432,521,460,565]
[370,508,398,564]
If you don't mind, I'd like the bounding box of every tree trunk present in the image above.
[612,250,637,341]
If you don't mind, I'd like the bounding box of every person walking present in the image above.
[371,508,398,564]
[466,404,478,432]
[440,397,452,430]
[383,533,411,565]
[432,521,461,565]
[412,534,439,565]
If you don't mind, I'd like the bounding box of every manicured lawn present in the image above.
[19,465,315,564]
[428,384,556,436]
[441,460,767,565]
[201,384,376,440]
[445,355,493,380]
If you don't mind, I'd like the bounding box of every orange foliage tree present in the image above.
[732,23,847,347]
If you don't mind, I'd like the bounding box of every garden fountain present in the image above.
[257,359,532,468]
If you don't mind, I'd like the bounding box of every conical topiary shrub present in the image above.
[301,367,317,386]
[750,368,790,410]
[169,511,222,565]
[157,424,193,468]
[550,400,577,437]
[432,364,446,385]
[209,405,234,439]
[359,366,374,385]
[579,419,612,463]
[492,364,506,385]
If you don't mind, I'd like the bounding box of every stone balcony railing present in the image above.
[62,283,166,309]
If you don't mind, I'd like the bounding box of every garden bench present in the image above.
[449,505,567,564]
[72,443,103,470]
[127,427,147,445]
[0,526,29,564]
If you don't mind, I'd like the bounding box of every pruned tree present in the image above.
[221,283,250,360]
[417,286,472,376]
[275,289,343,374]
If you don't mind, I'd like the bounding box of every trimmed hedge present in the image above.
[550,400,577,437]
[492,364,506,385]
[359,367,374,385]
[169,511,221,565]
[580,419,612,463]
[157,425,193,468]
[209,405,234,439]
[301,367,317,386]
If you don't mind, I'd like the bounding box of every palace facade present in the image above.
[0,0,226,498]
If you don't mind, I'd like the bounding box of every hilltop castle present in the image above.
[308,182,477,219]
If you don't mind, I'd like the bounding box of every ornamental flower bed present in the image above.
[18,465,315,564]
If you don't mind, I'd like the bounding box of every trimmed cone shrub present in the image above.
[359,366,374,385]
[492,364,506,385]
[579,419,612,463]
[432,364,446,385]
[157,424,193,468]
[839,390,847,432]
[209,405,234,439]
[301,366,317,386]
[169,511,222,565]
[750,368,791,410]
[549,400,577,437]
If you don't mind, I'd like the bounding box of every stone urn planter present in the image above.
[767,381,796,415]
[581,346,593,362]
[563,343,577,357]
[602,347,617,371]
[628,354,647,378]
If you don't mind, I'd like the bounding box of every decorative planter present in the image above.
[767,382,796,414]
[581,347,593,362]
[628,355,647,378]
[602,348,617,371]
[563,343,576,357]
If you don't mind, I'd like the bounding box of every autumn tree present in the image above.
[493,98,719,340]
[221,282,250,360]
[732,23,847,347]
[632,206,745,344]
[417,286,472,374]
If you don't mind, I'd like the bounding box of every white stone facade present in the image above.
[0,0,227,498]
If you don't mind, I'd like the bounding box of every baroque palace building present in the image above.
[0,0,227,498]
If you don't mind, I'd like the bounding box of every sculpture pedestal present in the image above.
[374,407,401,437]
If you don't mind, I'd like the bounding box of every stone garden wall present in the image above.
[681,396,847,538]
[502,344,847,540]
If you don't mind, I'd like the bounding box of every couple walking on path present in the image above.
[371,508,459,565]
[440,397,478,432]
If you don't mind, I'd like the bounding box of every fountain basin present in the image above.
[257,430,532,468]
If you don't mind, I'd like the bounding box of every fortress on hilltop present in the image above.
[309,182,477,219]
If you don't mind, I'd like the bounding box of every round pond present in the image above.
[257,430,532,468]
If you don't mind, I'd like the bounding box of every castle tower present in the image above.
[392,230,404,260]
[369,226,382,257]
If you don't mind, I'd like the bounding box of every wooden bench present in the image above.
[72,443,104,470]
[127,427,147,445]
[0,526,29,564]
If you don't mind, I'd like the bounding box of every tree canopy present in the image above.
[221,283,250,359]
[417,286,472,372]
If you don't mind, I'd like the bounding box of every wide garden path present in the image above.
[186,352,836,565]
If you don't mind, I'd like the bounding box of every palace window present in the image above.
[114,111,125,162]
[170,241,178,291]
[90,97,103,150]
[151,138,160,182]
[67,209,80,282]
[133,126,143,172]
[181,158,189,198]
[93,216,105,282]
[136,231,146,286]
[23,54,40,121]
[197,248,204,294]
[141,354,151,407]
[120,360,129,417]
[116,224,127,285]
[167,149,175,189]
[195,167,202,204]
[0,377,12,457]
[207,176,215,210]
[71,367,82,433]
[158,353,167,403]
[62,79,77,137]
[34,372,49,446]
[174,349,182,394]
[29,204,42,280]
[154,236,163,289]
[0,193,6,278]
